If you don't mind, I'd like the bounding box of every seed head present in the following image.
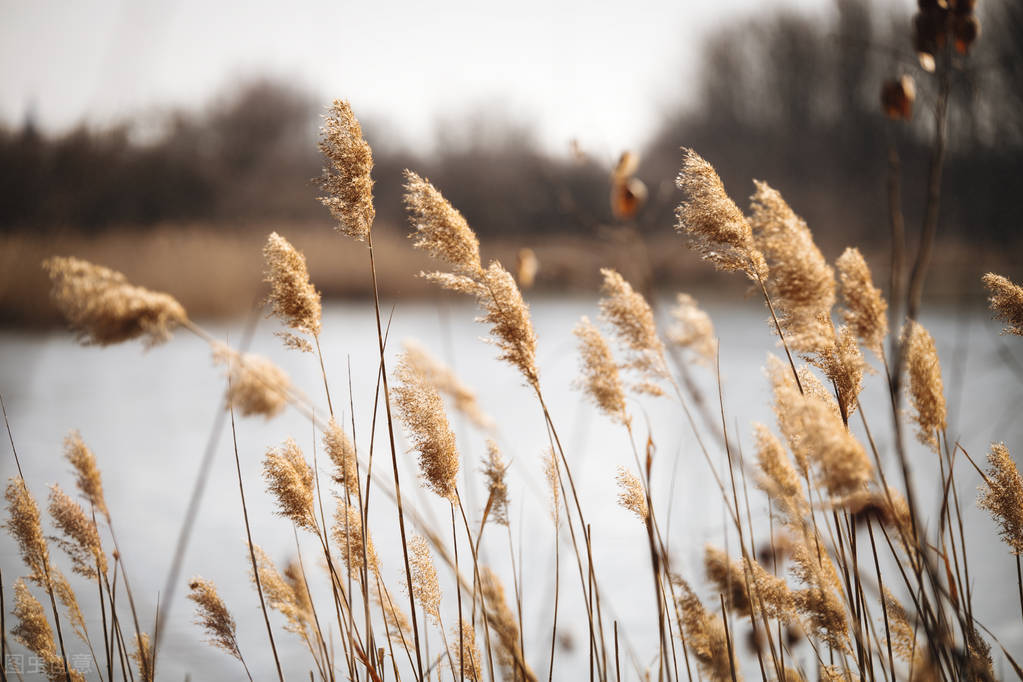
[213,344,291,419]
[333,500,379,579]
[249,545,311,637]
[11,579,84,682]
[667,293,716,365]
[704,546,750,615]
[63,431,108,518]
[406,535,441,622]
[573,316,629,424]
[675,149,767,281]
[319,100,374,241]
[263,232,322,348]
[324,418,359,498]
[836,248,888,355]
[902,321,946,450]
[674,578,741,682]
[188,577,243,661]
[451,621,483,681]
[403,339,494,430]
[600,268,668,395]
[978,443,1023,554]
[983,273,1023,336]
[616,466,649,522]
[404,171,483,277]
[482,440,510,526]
[43,256,186,348]
[5,478,51,584]
[263,439,317,531]
[48,484,106,578]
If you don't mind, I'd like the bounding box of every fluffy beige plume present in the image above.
[402,339,494,430]
[749,182,835,354]
[544,448,561,524]
[406,535,441,623]
[406,176,540,387]
[704,546,750,615]
[451,622,483,681]
[837,487,912,533]
[333,500,379,579]
[373,582,412,645]
[882,589,920,665]
[573,316,629,423]
[64,431,108,518]
[4,478,51,584]
[836,248,888,355]
[480,567,537,682]
[212,344,291,418]
[11,579,84,682]
[318,100,374,241]
[667,293,716,365]
[616,466,649,522]
[674,578,741,682]
[482,440,510,526]
[746,557,794,620]
[263,439,317,532]
[188,577,244,661]
[984,272,1023,336]
[324,418,359,497]
[811,325,865,418]
[403,171,483,277]
[263,232,322,351]
[130,632,154,682]
[753,423,804,518]
[789,540,849,652]
[767,356,871,497]
[250,545,312,638]
[675,148,767,281]
[600,268,668,395]
[978,443,1023,554]
[393,351,460,501]
[43,256,186,348]
[52,568,89,645]
[902,321,946,449]
[48,484,106,578]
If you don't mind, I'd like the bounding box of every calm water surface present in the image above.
[1,297,1021,679]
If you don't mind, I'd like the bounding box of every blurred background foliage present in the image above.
[1,0,1020,249]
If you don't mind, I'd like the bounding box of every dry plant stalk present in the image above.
[836,248,888,356]
[749,181,835,355]
[983,272,1023,336]
[402,339,494,430]
[482,439,510,526]
[902,320,947,449]
[263,231,322,351]
[675,148,767,280]
[573,316,629,424]
[667,293,717,365]
[392,351,460,501]
[42,256,187,348]
[319,100,375,241]
[263,438,317,532]
[188,577,244,661]
[212,343,291,418]
[978,442,1023,554]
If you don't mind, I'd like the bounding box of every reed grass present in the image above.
[2,27,1020,679]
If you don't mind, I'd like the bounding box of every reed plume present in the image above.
[63,431,108,518]
[749,181,835,354]
[48,484,106,579]
[837,487,912,532]
[319,100,375,241]
[263,231,322,351]
[836,248,888,355]
[250,545,313,637]
[616,466,649,522]
[480,566,537,682]
[983,272,1023,336]
[599,268,668,395]
[213,344,291,418]
[667,293,717,365]
[324,418,359,497]
[746,557,794,620]
[902,320,946,449]
[403,339,494,430]
[753,423,804,517]
[704,546,750,615]
[11,579,83,682]
[482,439,510,526]
[42,256,187,348]
[403,171,483,277]
[675,148,767,280]
[544,447,561,524]
[675,578,741,682]
[882,588,921,665]
[811,325,865,417]
[789,540,849,652]
[188,577,245,661]
[977,442,1023,554]
[374,582,413,645]
[406,535,441,623]
[392,351,460,501]
[573,316,629,424]
[130,632,154,682]
[263,438,317,532]
[52,568,89,644]
[333,499,379,579]
[5,478,52,584]
[451,621,483,681]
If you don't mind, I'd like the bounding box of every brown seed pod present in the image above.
[881,76,916,120]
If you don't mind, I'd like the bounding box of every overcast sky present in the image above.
[0,0,828,157]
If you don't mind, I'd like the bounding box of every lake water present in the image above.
[1,296,1021,680]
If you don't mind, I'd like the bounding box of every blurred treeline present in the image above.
[1,0,1020,250]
